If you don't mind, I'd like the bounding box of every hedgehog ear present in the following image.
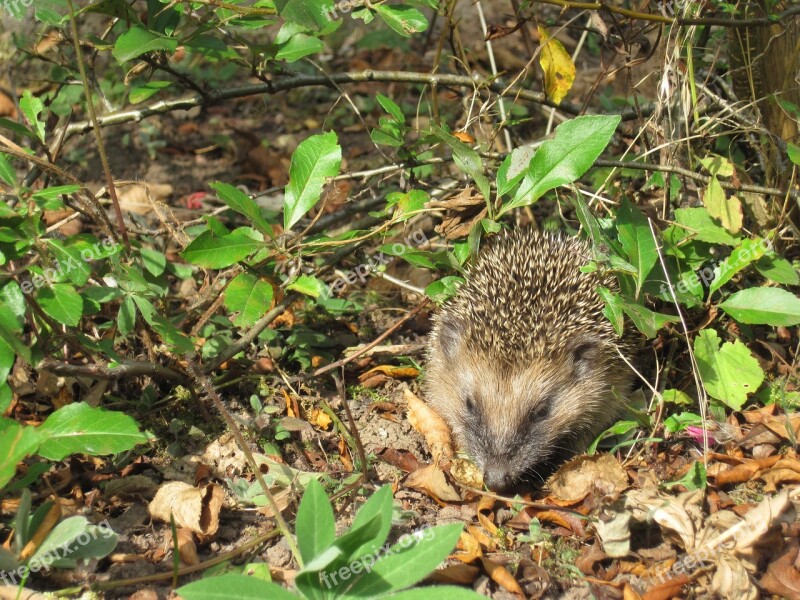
[436,316,462,360]
[569,338,601,377]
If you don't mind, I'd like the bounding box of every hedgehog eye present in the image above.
[464,394,477,414]
[527,400,551,422]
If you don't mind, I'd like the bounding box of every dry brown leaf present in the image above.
[18,500,61,561]
[623,583,643,600]
[117,182,174,215]
[481,557,524,596]
[377,447,419,473]
[309,409,332,430]
[104,475,159,499]
[405,463,461,502]
[176,528,199,566]
[760,542,800,597]
[148,481,224,536]
[359,365,419,381]
[467,525,496,553]
[428,563,481,585]
[711,554,758,600]
[548,453,628,503]
[404,389,453,463]
[453,529,483,563]
[641,574,691,600]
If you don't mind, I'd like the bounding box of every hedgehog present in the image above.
[425,228,633,491]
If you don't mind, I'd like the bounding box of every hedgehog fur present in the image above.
[425,228,633,491]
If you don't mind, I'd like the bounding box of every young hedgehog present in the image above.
[425,228,633,491]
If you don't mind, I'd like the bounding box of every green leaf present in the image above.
[224,273,274,328]
[37,283,84,327]
[210,182,273,237]
[287,274,328,298]
[671,207,737,246]
[662,389,693,406]
[504,115,620,212]
[178,574,300,600]
[616,197,658,298]
[275,0,335,31]
[296,479,336,564]
[788,143,800,166]
[129,81,172,104]
[20,90,46,143]
[140,248,167,277]
[0,420,41,489]
[425,276,464,304]
[284,132,342,231]
[0,153,16,186]
[693,329,764,410]
[112,25,178,63]
[754,254,800,285]
[430,126,490,209]
[495,145,534,198]
[718,287,800,326]
[613,294,677,338]
[376,94,405,124]
[665,460,706,490]
[708,237,769,295]
[341,523,463,597]
[182,229,263,269]
[44,239,92,285]
[373,4,429,36]
[388,189,428,221]
[276,32,324,62]
[37,403,148,461]
[28,516,118,568]
[118,295,136,335]
[347,485,394,561]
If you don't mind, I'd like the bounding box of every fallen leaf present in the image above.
[405,463,461,502]
[176,528,199,566]
[148,482,224,536]
[481,557,524,596]
[548,453,628,503]
[405,389,453,463]
[760,542,800,597]
[359,365,419,381]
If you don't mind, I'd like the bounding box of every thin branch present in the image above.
[594,158,799,200]
[532,0,800,27]
[37,358,188,384]
[312,299,430,378]
[58,70,653,140]
[66,0,130,251]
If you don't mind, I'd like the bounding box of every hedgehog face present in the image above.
[426,316,625,492]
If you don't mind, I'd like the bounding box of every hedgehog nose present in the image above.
[483,468,514,492]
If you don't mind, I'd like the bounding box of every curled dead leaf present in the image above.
[148,481,224,536]
[404,389,453,463]
[548,453,628,503]
[405,463,461,502]
[176,528,199,566]
[481,557,525,596]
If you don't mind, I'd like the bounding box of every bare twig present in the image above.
[312,299,430,377]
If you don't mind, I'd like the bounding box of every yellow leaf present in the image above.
[703,176,742,234]
[538,25,576,105]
